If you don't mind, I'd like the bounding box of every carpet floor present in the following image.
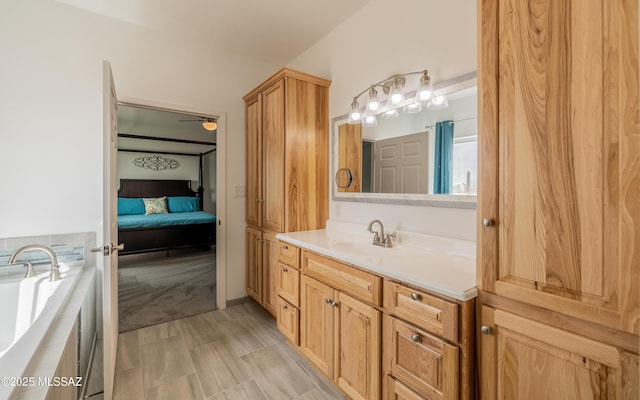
[118,248,216,333]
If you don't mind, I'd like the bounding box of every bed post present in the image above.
[198,153,205,211]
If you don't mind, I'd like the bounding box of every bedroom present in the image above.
[115,104,219,331]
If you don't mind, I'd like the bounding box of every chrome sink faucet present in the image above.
[367,219,396,248]
[8,244,61,281]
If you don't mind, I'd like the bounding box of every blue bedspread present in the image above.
[118,211,216,229]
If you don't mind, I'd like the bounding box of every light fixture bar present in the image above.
[347,69,437,124]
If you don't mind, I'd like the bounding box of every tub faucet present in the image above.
[367,219,396,248]
[8,245,60,281]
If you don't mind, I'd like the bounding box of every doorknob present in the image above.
[91,243,125,256]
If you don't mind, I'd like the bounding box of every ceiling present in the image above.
[117,104,217,155]
[55,0,372,66]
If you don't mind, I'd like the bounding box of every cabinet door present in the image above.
[262,80,285,233]
[245,95,262,227]
[262,233,280,316]
[478,0,639,333]
[385,376,427,400]
[276,296,299,345]
[479,305,639,400]
[246,227,262,303]
[300,275,336,378]
[336,292,381,400]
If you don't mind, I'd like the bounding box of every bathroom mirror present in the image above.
[332,71,477,209]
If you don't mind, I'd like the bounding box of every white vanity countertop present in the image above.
[276,221,478,301]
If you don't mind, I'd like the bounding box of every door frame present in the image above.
[115,96,227,309]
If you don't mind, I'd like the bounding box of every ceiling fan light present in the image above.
[202,119,217,131]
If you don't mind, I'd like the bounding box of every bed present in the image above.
[117,179,216,255]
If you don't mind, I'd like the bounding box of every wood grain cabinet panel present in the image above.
[479,306,639,400]
[278,242,300,268]
[261,81,285,233]
[336,292,381,400]
[277,262,300,307]
[302,251,382,306]
[385,376,428,400]
[300,275,337,378]
[276,296,299,345]
[384,280,457,343]
[262,233,280,317]
[246,227,262,303]
[245,95,262,228]
[478,0,639,334]
[383,315,458,400]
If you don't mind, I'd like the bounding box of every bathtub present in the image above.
[0,265,82,398]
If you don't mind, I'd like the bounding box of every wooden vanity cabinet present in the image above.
[477,0,639,397]
[382,281,472,400]
[300,252,382,400]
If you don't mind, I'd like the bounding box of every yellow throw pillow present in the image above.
[143,197,168,215]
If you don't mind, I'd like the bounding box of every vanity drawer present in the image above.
[278,242,300,268]
[302,250,382,306]
[276,296,299,345]
[277,262,300,307]
[384,280,457,342]
[383,315,459,400]
[385,376,427,400]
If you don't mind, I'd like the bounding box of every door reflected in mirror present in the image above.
[337,83,477,196]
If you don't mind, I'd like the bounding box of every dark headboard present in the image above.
[118,179,203,210]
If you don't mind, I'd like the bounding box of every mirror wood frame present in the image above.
[331,71,477,209]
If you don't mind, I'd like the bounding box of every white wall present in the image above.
[289,0,478,241]
[0,0,278,300]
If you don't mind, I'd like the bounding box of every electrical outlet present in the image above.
[234,185,246,197]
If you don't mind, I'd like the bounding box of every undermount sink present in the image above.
[330,241,404,258]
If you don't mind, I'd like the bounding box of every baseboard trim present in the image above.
[226,296,252,308]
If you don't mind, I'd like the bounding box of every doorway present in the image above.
[114,101,226,332]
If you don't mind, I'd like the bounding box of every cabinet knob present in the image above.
[411,333,420,342]
[282,244,288,250]
[255,198,260,202]
[482,218,494,227]
[325,298,332,304]
[481,325,491,335]
[282,266,288,272]
[410,292,420,301]
[331,301,339,308]
[282,303,288,310]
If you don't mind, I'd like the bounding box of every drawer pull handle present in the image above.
[331,300,339,308]
[410,292,420,301]
[282,304,288,310]
[282,244,289,250]
[411,333,420,342]
[482,218,494,227]
[481,325,491,335]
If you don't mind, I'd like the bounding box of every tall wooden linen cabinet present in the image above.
[477,0,639,398]
[244,68,330,316]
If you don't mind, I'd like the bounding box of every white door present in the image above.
[101,60,121,400]
[372,131,429,193]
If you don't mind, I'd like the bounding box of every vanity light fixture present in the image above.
[347,70,441,125]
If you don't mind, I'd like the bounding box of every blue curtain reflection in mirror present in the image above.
[433,120,454,194]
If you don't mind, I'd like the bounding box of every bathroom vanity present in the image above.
[275,221,477,400]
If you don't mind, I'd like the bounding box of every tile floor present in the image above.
[104,301,346,400]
